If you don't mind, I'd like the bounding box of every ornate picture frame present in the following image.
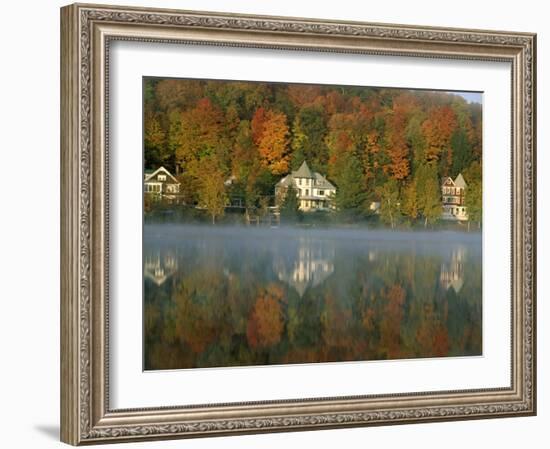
[60,3,536,445]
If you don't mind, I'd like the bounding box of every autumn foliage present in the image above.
[252,108,290,175]
[144,78,482,226]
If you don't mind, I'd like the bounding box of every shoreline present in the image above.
[144,222,482,244]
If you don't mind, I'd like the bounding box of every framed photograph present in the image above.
[60,3,536,445]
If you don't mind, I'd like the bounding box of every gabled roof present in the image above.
[276,162,336,191]
[454,173,467,188]
[144,166,179,184]
[277,175,293,187]
[293,161,314,178]
[442,177,455,186]
[314,173,336,190]
[442,174,467,188]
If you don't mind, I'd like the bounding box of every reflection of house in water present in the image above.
[144,251,178,286]
[440,246,466,293]
[274,238,335,296]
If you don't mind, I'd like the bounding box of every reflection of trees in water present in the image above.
[273,237,335,297]
[143,228,482,370]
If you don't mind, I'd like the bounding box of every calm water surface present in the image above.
[144,224,482,370]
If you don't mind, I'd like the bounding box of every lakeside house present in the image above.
[275,161,336,212]
[441,173,468,221]
[144,166,181,203]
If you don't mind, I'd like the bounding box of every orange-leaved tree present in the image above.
[251,108,290,175]
[421,105,457,174]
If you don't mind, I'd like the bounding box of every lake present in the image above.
[143,224,482,370]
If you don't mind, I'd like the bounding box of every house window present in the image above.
[319,190,324,196]
[306,189,309,196]
[299,178,303,186]
[158,174,166,181]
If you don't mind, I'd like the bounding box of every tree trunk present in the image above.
[424,216,428,228]
[212,214,215,225]
[467,220,471,232]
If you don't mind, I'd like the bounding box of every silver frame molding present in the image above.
[60,3,536,445]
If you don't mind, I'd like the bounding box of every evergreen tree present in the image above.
[231,120,262,212]
[464,161,482,229]
[334,153,367,217]
[290,147,306,171]
[144,114,167,170]
[450,128,473,177]
[291,106,328,173]
[279,184,301,222]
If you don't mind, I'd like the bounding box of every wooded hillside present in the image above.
[144,78,482,225]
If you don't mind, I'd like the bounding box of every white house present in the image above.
[275,161,336,212]
[144,166,181,202]
[441,173,468,221]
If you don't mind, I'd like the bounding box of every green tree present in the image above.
[167,109,183,174]
[231,120,262,211]
[172,98,227,174]
[406,114,427,171]
[450,128,472,177]
[279,184,301,222]
[144,114,168,170]
[402,179,418,221]
[291,106,328,172]
[290,146,306,171]
[417,164,441,227]
[464,161,482,230]
[197,156,228,224]
[333,153,367,217]
[376,179,401,229]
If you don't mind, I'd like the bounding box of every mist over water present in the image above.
[144,224,482,370]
